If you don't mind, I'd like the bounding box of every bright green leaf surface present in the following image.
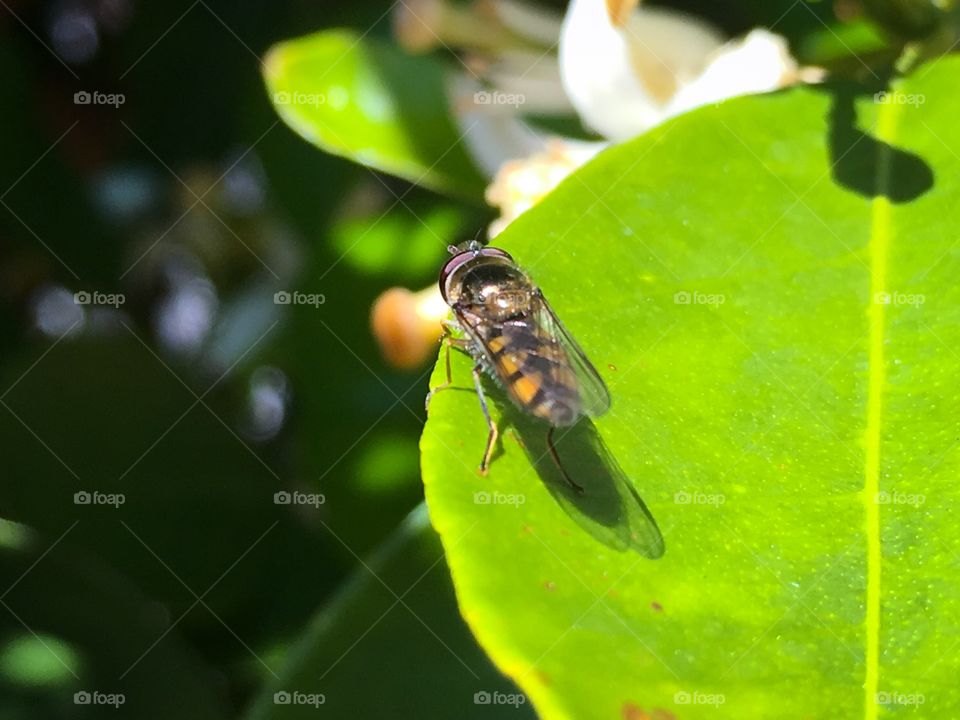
[422,60,959,719]
[263,30,486,198]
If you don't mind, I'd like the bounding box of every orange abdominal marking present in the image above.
[511,375,541,404]
[486,335,505,354]
[498,354,519,376]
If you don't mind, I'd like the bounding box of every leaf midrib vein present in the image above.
[864,96,901,720]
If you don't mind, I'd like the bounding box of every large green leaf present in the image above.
[421,60,956,719]
[263,30,486,198]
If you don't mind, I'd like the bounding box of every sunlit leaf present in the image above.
[421,60,956,719]
[263,30,486,198]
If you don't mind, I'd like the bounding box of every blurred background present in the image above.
[0,0,903,717]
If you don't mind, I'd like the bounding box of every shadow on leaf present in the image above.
[817,77,934,203]
[499,403,665,559]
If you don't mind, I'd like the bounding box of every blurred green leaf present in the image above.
[862,0,950,39]
[0,334,345,670]
[421,60,955,718]
[331,201,468,281]
[263,30,486,198]
[244,505,534,719]
[798,18,888,64]
[0,44,119,286]
[0,520,227,720]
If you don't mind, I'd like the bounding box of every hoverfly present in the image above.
[427,241,611,492]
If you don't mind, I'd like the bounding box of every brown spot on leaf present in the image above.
[608,363,618,372]
[621,703,650,720]
[544,580,557,592]
[621,704,676,720]
[651,601,663,612]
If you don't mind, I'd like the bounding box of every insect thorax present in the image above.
[455,263,534,322]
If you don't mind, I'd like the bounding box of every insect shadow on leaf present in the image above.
[492,385,665,559]
[813,72,934,203]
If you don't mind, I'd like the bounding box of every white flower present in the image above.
[560,0,824,139]
[484,138,603,237]
[427,0,821,234]
[559,0,726,140]
[372,0,822,367]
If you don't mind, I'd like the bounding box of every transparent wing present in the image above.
[530,290,611,417]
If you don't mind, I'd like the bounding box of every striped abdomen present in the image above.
[482,323,581,426]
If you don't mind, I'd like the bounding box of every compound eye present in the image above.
[479,247,513,262]
[438,252,474,301]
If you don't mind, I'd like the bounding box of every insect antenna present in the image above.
[447,229,489,257]
[546,426,584,495]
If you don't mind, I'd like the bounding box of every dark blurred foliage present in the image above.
[0,0,892,718]
[0,1,456,717]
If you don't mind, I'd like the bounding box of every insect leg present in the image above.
[425,328,470,411]
[473,364,498,476]
[546,426,584,494]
